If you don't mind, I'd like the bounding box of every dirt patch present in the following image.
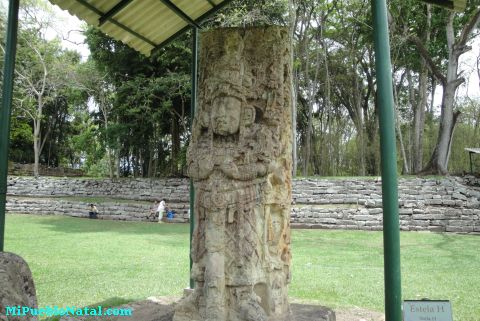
[58,297,177,321]
[335,307,385,321]
[56,296,384,321]
[57,296,341,321]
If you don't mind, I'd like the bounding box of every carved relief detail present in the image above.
[174,26,293,321]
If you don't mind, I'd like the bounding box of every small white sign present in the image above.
[403,300,453,321]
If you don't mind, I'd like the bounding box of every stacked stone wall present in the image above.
[6,176,189,201]
[6,176,480,233]
[6,177,190,222]
[292,177,480,233]
[8,163,84,177]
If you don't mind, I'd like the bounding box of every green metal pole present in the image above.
[189,26,198,289]
[371,1,402,320]
[0,0,20,252]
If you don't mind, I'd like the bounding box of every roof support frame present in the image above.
[98,0,134,27]
[153,0,235,52]
[158,0,202,29]
[74,0,157,47]
[205,0,216,7]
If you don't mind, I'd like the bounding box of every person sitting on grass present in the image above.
[89,204,98,219]
[148,200,159,222]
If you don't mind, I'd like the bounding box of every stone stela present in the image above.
[173,27,294,321]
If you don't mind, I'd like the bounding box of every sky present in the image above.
[456,37,480,100]
[48,3,90,60]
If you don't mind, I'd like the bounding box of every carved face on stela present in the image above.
[211,95,242,136]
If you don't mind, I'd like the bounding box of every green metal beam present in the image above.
[153,0,234,52]
[0,0,20,252]
[98,0,134,27]
[159,0,202,29]
[205,0,216,8]
[371,0,402,320]
[189,26,198,289]
[74,0,157,47]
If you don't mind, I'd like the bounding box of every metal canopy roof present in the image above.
[49,0,233,56]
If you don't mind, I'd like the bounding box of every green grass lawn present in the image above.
[5,214,480,320]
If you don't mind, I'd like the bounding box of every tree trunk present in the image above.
[352,64,366,176]
[33,125,40,178]
[393,72,409,174]
[412,63,428,173]
[291,83,297,177]
[303,104,313,176]
[289,0,297,178]
[33,101,43,178]
[424,23,459,174]
[421,9,480,174]
[358,126,366,176]
[171,112,180,176]
[446,110,461,169]
[410,4,431,174]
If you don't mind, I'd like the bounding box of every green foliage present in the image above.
[210,0,290,27]
[84,156,111,177]
[3,1,89,170]
[84,27,192,177]
[9,113,34,162]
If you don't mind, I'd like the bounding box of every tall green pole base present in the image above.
[189,27,198,290]
[0,0,20,252]
[371,0,403,320]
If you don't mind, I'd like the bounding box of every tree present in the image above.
[75,60,119,177]
[411,5,480,174]
[293,0,326,176]
[7,1,84,176]
[84,27,192,177]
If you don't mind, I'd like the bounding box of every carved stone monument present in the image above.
[174,27,293,321]
[0,252,39,321]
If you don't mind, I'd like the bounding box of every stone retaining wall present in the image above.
[291,178,480,233]
[6,176,480,233]
[6,176,189,201]
[8,163,84,177]
[6,197,189,223]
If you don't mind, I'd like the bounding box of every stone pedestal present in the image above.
[0,252,38,321]
[174,26,293,321]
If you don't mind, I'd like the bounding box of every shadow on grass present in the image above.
[36,215,189,236]
[433,232,476,260]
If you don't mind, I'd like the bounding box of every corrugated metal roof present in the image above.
[49,0,232,56]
